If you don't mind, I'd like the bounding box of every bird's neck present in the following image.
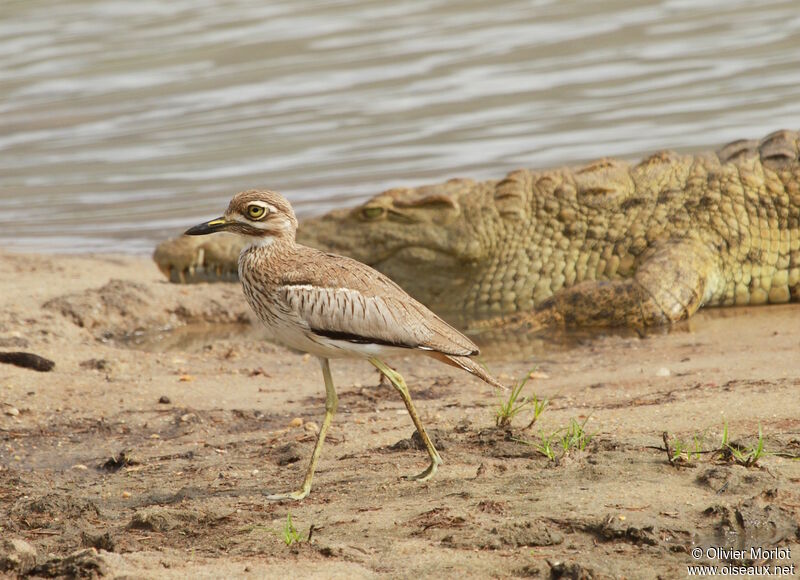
[237,233,298,285]
[240,232,295,259]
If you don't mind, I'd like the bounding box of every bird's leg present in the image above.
[369,357,442,482]
[266,357,338,501]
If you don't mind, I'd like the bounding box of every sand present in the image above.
[0,250,798,578]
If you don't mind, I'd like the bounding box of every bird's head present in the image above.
[185,190,298,243]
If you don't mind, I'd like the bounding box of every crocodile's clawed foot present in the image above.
[507,311,558,332]
[467,309,555,334]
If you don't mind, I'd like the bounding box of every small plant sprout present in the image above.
[661,424,767,467]
[560,418,592,453]
[513,417,592,462]
[671,439,686,462]
[722,423,765,467]
[662,432,692,466]
[281,512,304,546]
[670,436,701,463]
[495,369,547,429]
[536,430,557,461]
[692,435,702,461]
[524,395,548,430]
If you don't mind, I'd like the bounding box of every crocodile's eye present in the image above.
[360,206,385,221]
[247,204,266,219]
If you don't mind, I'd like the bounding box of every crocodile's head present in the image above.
[297,178,495,316]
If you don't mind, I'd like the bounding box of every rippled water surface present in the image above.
[1,0,799,253]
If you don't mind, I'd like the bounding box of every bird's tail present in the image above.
[428,352,506,390]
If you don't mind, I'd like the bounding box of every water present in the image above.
[1,0,799,254]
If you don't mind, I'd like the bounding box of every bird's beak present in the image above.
[184,217,230,236]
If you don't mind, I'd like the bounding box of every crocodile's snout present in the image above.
[152,232,241,283]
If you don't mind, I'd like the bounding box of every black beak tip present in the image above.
[184,218,227,236]
[184,224,209,236]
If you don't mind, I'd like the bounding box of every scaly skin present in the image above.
[154,130,800,329]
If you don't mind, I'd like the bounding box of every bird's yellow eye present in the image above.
[247,204,266,219]
[360,206,385,221]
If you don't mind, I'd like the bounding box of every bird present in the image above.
[185,189,503,501]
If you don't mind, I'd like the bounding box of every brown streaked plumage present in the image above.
[185,189,504,501]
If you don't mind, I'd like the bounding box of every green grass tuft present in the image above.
[281,512,304,546]
[495,369,547,429]
[513,417,593,462]
[559,418,592,453]
[663,422,767,468]
[722,423,765,467]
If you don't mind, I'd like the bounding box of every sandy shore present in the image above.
[1,250,798,578]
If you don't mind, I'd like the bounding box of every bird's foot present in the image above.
[402,457,442,482]
[264,487,310,501]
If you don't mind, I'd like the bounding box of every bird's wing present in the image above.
[278,250,478,356]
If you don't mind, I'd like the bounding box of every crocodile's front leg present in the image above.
[502,238,722,329]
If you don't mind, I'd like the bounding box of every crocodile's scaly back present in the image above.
[457,130,800,326]
[154,130,799,329]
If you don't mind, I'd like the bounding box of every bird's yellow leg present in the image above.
[369,357,442,481]
[266,357,338,501]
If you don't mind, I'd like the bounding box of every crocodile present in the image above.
[154,130,800,330]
